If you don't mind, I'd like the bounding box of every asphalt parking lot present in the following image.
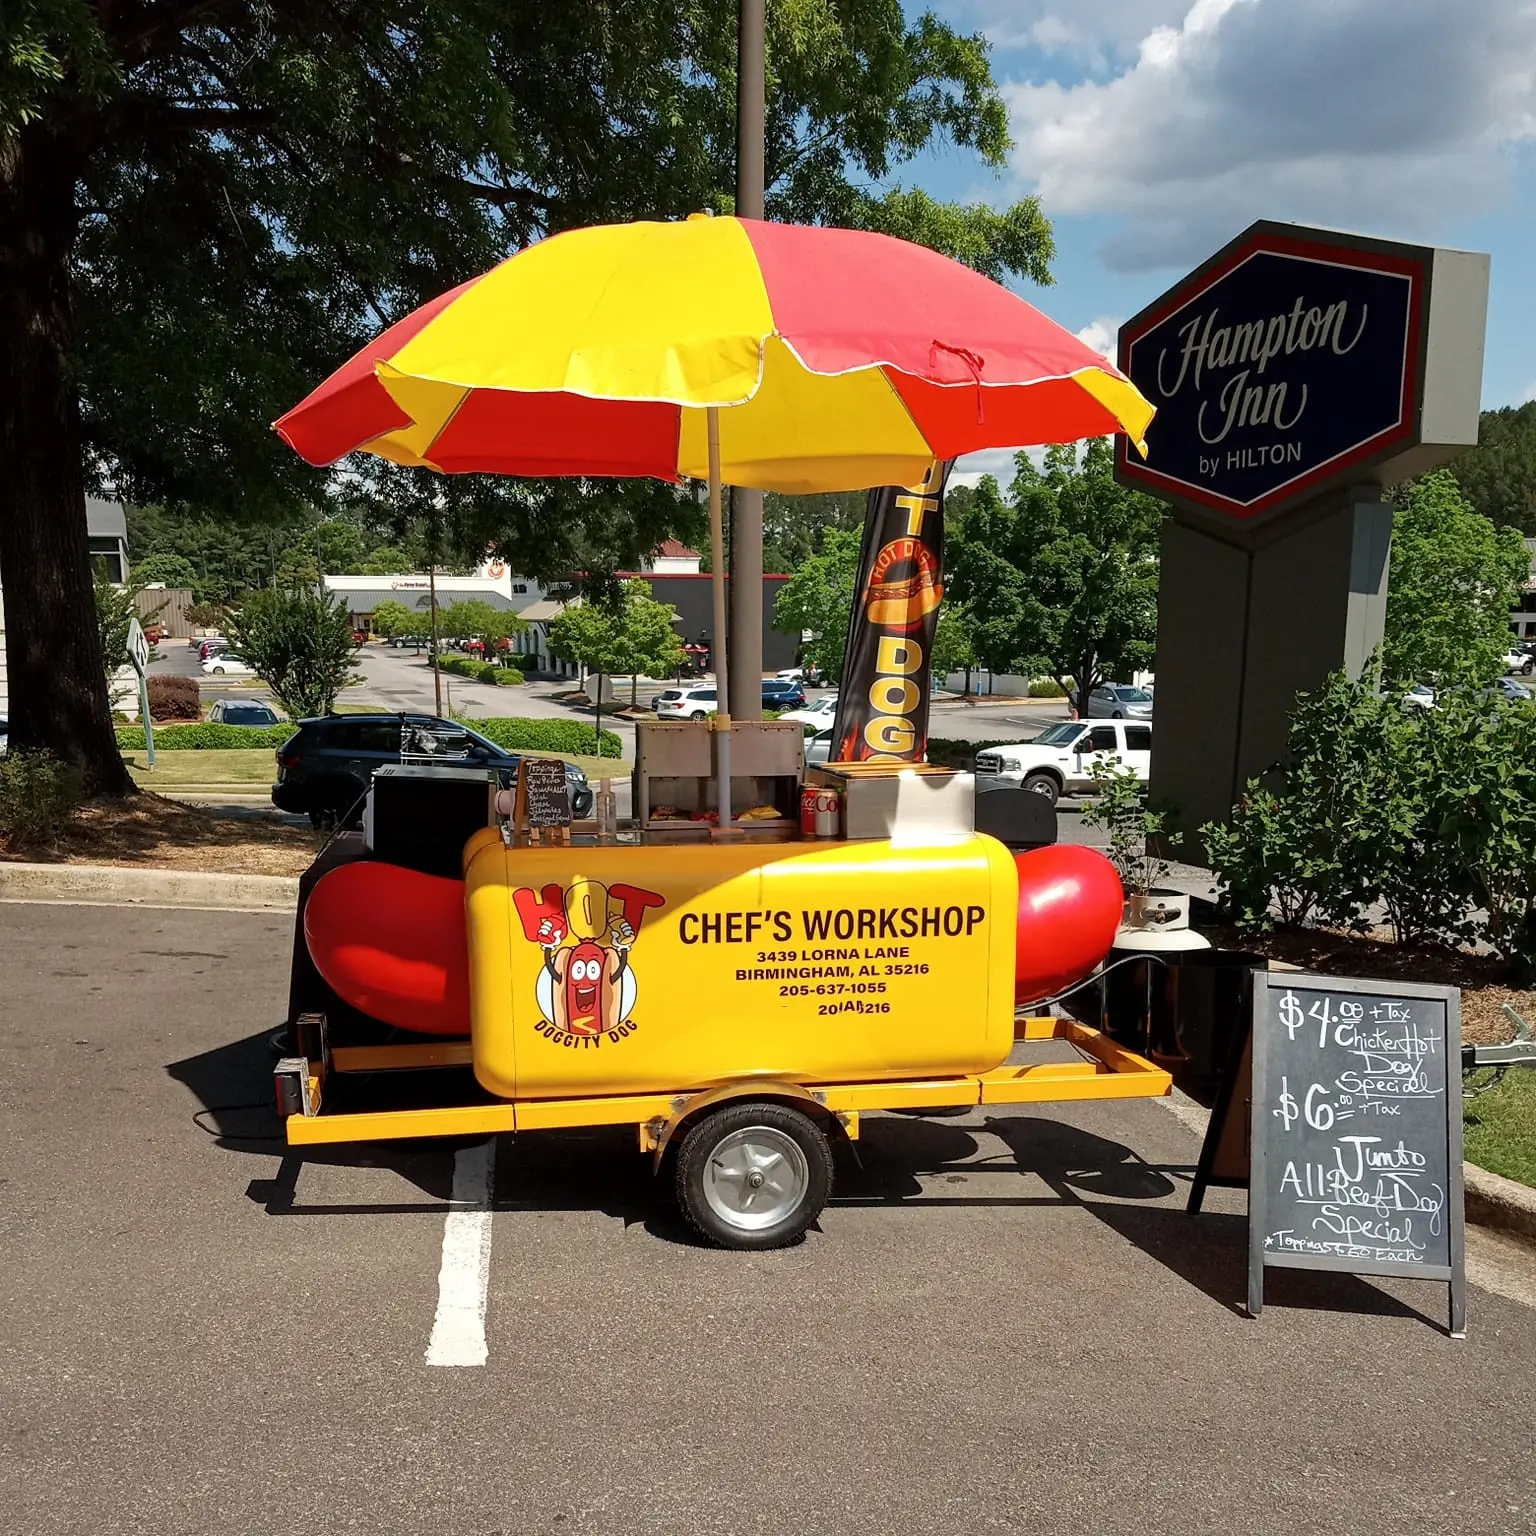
[4,901,1535,1536]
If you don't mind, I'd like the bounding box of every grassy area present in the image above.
[124,750,274,789]
[522,750,633,782]
[1464,1068,1536,1187]
[124,746,631,788]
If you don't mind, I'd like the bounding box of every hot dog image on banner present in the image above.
[830,459,951,762]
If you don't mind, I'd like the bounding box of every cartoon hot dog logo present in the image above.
[513,878,665,1047]
[863,536,942,632]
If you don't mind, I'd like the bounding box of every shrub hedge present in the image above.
[113,715,622,757]
[436,655,525,685]
[146,674,201,720]
[115,722,296,750]
[1028,679,1067,698]
[469,717,624,757]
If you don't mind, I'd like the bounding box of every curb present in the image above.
[0,861,298,912]
[1463,1162,1536,1245]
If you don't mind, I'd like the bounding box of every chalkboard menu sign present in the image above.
[1249,972,1465,1334]
[520,756,572,828]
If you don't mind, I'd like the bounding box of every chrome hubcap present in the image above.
[703,1126,809,1232]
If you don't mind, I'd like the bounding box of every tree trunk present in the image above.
[0,124,131,793]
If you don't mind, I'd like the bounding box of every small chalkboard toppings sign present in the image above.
[520,756,572,828]
[1249,972,1465,1334]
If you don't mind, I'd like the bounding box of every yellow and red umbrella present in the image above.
[276,215,1152,493]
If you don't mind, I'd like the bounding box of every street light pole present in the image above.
[729,0,766,721]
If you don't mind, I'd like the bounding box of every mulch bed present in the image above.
[0,793,320,877]
[1198,920,1534,1047]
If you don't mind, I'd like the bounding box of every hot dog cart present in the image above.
[277,732,1171,1250]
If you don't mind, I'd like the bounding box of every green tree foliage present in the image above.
[772,527,863,683]
[94,572,138,682]
[368,601,419,642]
[761,491,867,573]
[945,442,1164,714]
[1384,470,1529,686]
[225,591,359,719]
[1447,402,1536,534]
[5,0,1052,785]
[930,601,978,684]
[546,581,685,705]
[357,545,416,577]
[130,552,197,590]
[438,600,525,644]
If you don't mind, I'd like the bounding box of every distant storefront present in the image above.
[322,544,798,676]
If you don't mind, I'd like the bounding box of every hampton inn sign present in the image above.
[1116,222,1485,528]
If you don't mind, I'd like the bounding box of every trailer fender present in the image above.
[646,1079,852,1174]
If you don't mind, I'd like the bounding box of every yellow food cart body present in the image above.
[463,828,1019,1101]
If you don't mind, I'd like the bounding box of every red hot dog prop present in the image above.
[304,845,1123,1036]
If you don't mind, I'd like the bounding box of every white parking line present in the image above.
[426,1138,496,1367]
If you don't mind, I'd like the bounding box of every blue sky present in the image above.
[905,0,1536,481]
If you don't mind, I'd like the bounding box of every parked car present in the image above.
[652,685,719,719]
[143,623,166,644]
[973,720,1152,807]
[197,637,227,662]
[1484,676,1533,705]
[805,728,833,766]
[762,678,807,710]
[1504,645,1535,676]
[1400,684,1436,709]
[272,712,593,829]
[207,700,282,727]
[1086,683,1153,720]
[202,652,255,676]
[0,716,7,756]
[388,634,429,649]
[779,694,838,729]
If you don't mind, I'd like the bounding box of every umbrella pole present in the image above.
[706,407,733,831]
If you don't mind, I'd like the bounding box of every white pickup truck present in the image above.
[973,720,1152,806]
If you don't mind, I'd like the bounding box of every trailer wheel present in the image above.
[675,1101,833,1250]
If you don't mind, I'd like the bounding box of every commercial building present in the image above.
[326,539,799,677]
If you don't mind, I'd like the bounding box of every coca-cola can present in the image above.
[814,788,842,839]
[800,784,822,837]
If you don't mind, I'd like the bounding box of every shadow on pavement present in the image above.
[165,1041,1441,1306]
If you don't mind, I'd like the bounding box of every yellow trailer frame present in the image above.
[281,1015,1171,1150]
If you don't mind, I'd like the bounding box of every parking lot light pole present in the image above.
[728,0,765,722]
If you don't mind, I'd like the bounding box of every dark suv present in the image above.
[762,678,807,711]
[271,713,594,828]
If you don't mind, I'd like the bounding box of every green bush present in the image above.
[470,716,624,757]
[0,751,84,846]
[474,660,500,683]
[1028,679,1066,698]
[115,722,296,751]
[1203,670,1536,975]
[490,667,524,685]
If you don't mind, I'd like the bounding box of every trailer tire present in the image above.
[675,1100,832,1250]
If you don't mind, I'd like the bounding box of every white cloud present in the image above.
[949,445,1045,489]
[1075,316,1122,360]
[1003,0,1536,271]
